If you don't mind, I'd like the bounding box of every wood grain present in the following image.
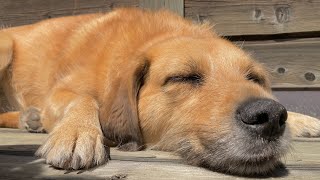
[185,0,320,36]
[0,0,186,28]
[139,0,184,16]
[239,38,320,88]
[0,0,139,28]
[1,128,320,179]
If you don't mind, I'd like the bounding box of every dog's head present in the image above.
[100,34,290,175]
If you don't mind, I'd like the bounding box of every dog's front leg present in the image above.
[287,111,320,137]
[36,89,108,170]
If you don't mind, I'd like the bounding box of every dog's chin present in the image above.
[168,128,291,176]
[197,142,286,176]
[199,154,283,176]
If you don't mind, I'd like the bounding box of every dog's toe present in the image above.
[20,107,45,133]
[36,124,109,170]
[287,111,320,137]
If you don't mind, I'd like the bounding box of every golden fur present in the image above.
[0,8,319,175]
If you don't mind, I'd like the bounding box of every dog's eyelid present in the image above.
[246,72,264,85]
[164,73,203,86]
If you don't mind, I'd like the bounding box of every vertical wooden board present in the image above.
[0,0,139,27]
[240,38,320,88]
[185,0,320,36]
[139,0,184,16]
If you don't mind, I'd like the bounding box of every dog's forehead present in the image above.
[148,37,255,74]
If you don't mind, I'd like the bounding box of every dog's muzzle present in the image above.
[236,98,287,139]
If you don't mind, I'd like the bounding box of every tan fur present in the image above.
[0,8,319,174]
[0,111,19,128]
[287,112,320,137]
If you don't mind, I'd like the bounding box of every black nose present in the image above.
[236,98,287,139]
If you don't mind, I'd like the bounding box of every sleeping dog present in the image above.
[0,8,319,175]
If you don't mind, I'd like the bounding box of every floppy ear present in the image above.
[99,60,150,151]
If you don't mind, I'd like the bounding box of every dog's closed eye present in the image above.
[164,73,203,86]
[246,72,264,85]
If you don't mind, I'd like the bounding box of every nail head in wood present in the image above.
[277,67,286,74]
[275,6,290,23]
[305,72,316,81]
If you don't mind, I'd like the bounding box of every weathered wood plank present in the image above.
[185,0,320,36]
[239,38,320,88]
[0,0,185,28]
[139,0,184,16]
[1,128,320,179]
[0,0,139,28]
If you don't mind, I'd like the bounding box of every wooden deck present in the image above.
[0,128,320,179]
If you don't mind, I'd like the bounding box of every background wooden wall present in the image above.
[0,0,319,117]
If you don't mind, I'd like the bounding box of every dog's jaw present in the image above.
[150,119,291,176]
[199,128,291,175]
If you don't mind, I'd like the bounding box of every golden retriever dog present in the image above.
[0,8,319,175]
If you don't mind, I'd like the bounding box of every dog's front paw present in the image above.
[287,111,320,137]
[36,124,109,170]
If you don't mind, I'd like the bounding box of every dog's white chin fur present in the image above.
[151,124,291,176]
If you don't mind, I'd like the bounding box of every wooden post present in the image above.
[139,0,184,16]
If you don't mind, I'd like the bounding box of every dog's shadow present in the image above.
[235,169,289,179]
[201,163,289,179]
[0,145,107,179]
